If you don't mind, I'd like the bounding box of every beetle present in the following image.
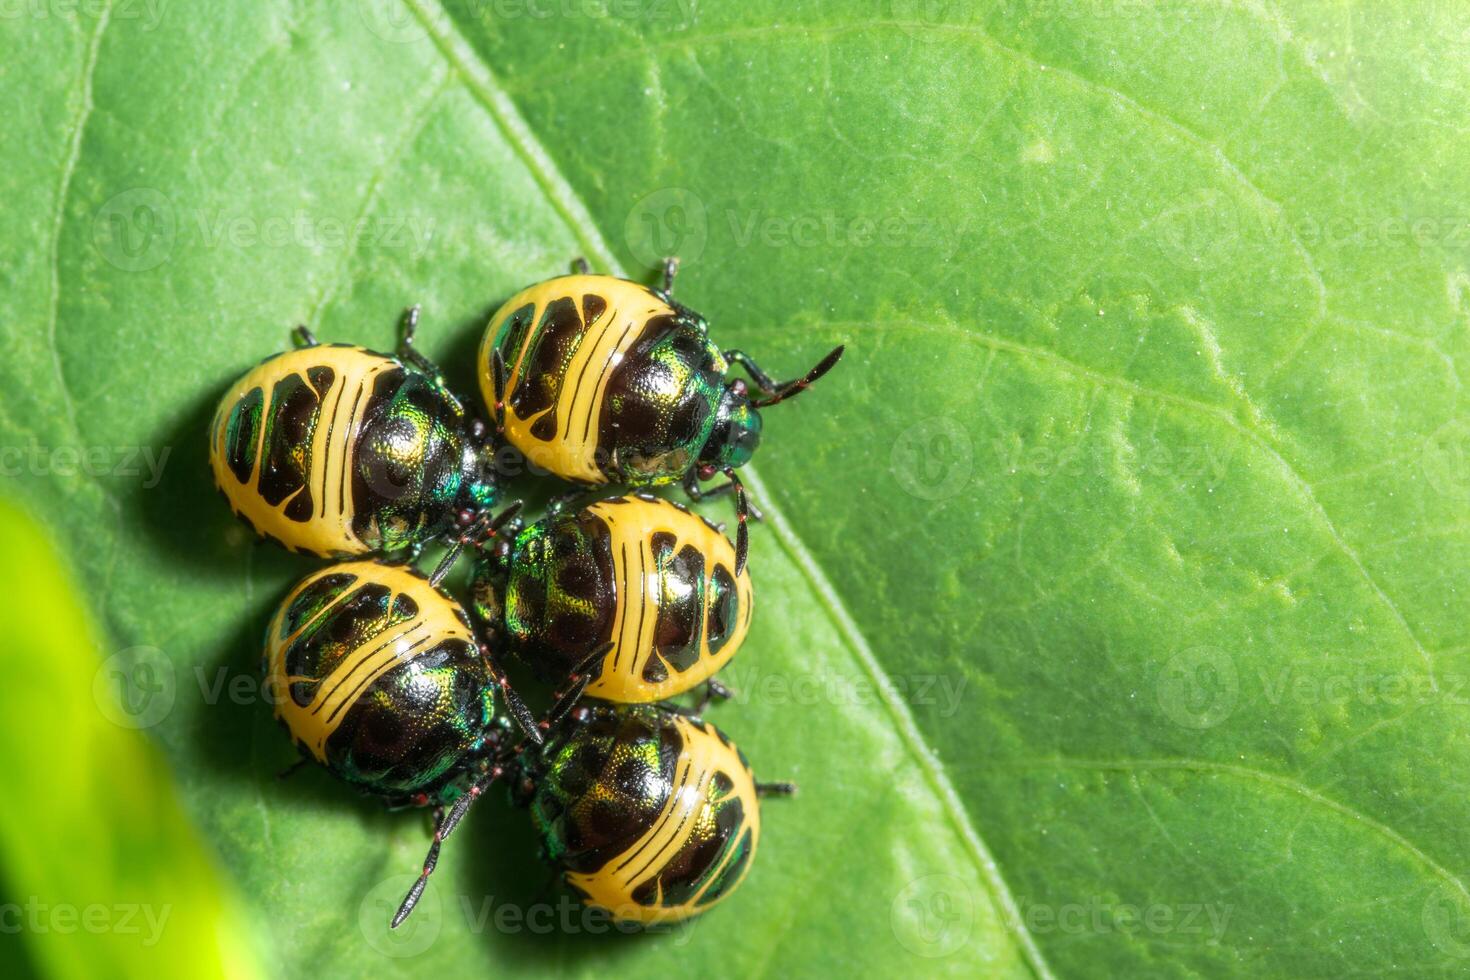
[211,307,495,558]
[262,514,538,810]
[478,258,843,573]
[467,492,753,707]
[393,701,793,928]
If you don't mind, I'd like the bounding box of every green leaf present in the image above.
[0,500,264,980]
[3,1,1469,975]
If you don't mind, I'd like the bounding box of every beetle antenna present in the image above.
[482,500,524,540]
[756,781,797,797]
[483,646,541,745]
[660,256,680,296]
[726,468,749,576]
[541,643,613,735]
[749,345,844,409]
[429,529,478,587]
[428,502,519,586]
[392,766,506,928]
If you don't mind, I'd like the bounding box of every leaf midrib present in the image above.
[397,1,1056,976]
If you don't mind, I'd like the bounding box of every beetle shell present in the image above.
[479,275,727,486]
[210,345,478,557]
[521,703,761,924]
[263,560,494,800]
[479,494,753,702]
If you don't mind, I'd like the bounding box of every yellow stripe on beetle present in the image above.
[264,561,474,763]
[585,496,753,702]
[563,716,761,924]
[480,276,671,484]
[209,346,392,557]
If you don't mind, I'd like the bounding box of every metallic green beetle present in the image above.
[392,702,793,928]
[263,541,536,808]
[468,493,753,705]
[479,259,844,571]
[210,308,496,557]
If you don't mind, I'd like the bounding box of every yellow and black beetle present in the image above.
[211,308,496,557]
[393,701,793,928]
[479,258,843,572]
[467,492,753,706]
[263,514,538,809]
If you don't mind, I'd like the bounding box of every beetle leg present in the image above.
[654,699,702,719]
[683,472,765,521]
[756,781,797,797]
[396,305,442,377]
[693,677,736,714]
[721,349,781,394]
[542,643,613,733]
[292,325,319,348]
[481,646,541,746]
[571,256,591,275]
[392,766,505,928]
[275,757,308,781]
[660,255,680,296]
[545,487,597,518]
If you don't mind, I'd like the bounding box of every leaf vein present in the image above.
[48,0,113,452]
[396,2,1057,975]
[1021,757,1469,904]
[817,317,1439,681]
[305,67,453,331]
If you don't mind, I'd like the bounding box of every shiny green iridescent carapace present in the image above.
[354,370,495,553]
[613,323,729,485]
[514,703,756,916]
[517,704,674,870]
[266,565,497,806]
[470,510,613,681]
